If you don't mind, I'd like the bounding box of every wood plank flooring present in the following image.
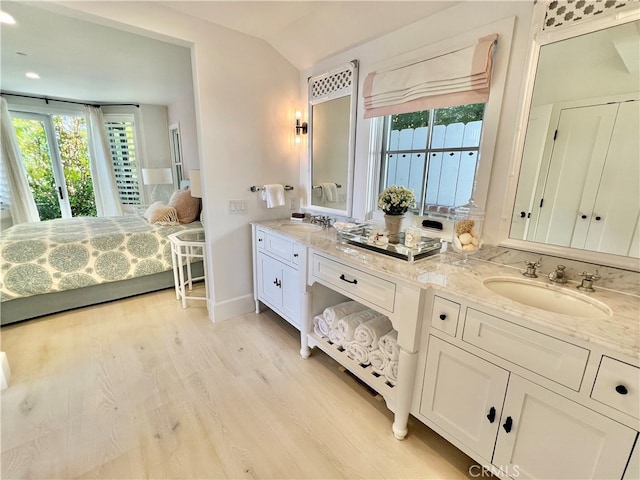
[1,289,478,479]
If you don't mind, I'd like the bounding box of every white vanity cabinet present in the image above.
[253,226,304,329]
[415,292,640,480]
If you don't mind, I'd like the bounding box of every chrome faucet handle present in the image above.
[548,265,568,284]
[577,270,600,292]
[523,259,541,278]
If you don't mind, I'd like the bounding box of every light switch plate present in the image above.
[228,200,247,214]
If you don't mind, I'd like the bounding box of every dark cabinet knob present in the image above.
[581,214,587,219]
[503,416,513,433]
[615,385,628,395]
[258,238,263,242]
[595,216,602,221]
[487,407,496,423]
[439,314,447,321]
[519,211,526,218]
[293,253,299,257]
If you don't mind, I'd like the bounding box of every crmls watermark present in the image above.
[469,464,521,478]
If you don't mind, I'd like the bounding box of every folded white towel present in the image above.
[384,360,398,386]
[354,315,393,349]
[261,184,285,208]
[321,183,338,203]
[336,309,382,347]
[327,328,342,345]
[313,314,330,337]
[369,349,390,376]
[345,341,370,365]
[323,301,367,328]
[378,329,399,361]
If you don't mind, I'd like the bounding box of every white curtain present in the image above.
[0,97,40,224]
[84,106,123,217]
[363,34,498,118]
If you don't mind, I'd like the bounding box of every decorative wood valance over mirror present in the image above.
[308,61,358,217]
[505,0,640,270]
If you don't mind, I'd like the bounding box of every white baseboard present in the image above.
[1,352,11,390]
[208,294,255,323]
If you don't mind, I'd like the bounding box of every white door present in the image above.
[419,336,509,461]
[532,104,618,247]
[258,253,282,310]
[493,374,637,479]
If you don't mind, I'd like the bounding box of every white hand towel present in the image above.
[345,341,370,365]
[369,349,390,375]
[313,314,330,337]
[336,309,385,346]
[327,328,342,345]
[321,183,338,203]
[378,329,399,361]
[384,360,398,386]
[323,301,367,328]
[354,315,393,349]
[261,184,285,208]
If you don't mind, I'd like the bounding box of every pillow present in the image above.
[168,187,200,224]
[144,202,180,225]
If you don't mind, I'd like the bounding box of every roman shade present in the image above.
[363,34,498,118]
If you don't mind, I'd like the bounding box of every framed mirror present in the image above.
[505,4,639,270]
[308,61,358,217]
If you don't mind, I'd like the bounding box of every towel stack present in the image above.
[312,300,399,386]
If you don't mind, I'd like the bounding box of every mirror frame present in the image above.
[500,1,640,271]
[307,60,358,218]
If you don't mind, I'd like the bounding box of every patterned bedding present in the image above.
[0,215,202,301]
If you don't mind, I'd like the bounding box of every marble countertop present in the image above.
[253,220,640,359]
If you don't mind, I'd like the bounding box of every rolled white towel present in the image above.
[378,329,399,361]
[345,341,370,365]
[354,315,393,349]
[369,349,389,376]
[313,315,329,337]
[327,328,342,345]
[336,309,382,346]
[323,301,368,328]
[384,360,398,386]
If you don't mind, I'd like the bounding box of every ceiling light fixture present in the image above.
[25,72,40,79]
[0,11,16,24]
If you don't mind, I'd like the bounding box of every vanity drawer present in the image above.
[430,296,460,337]
[265,231,295,264]
[462,308,589,390]
[256,228,266,250]
[311,253,396,312]
[591,356,640,420]
[292,243,303,266]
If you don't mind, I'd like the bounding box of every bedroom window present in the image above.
[104,116,141,205]
[378,104,485,215]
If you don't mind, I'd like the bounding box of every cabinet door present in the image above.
[420,336,509,461]
[258,253,282,310]
[280,264,300,327]
[493,374,637,479]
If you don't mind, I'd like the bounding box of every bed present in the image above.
[0,214,203,325]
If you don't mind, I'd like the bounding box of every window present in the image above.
[379,103,485,215]
[104,116,141,205]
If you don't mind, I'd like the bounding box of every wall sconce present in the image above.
[295,110,308,136]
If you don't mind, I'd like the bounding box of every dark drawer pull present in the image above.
[339,274,357,285]
[487,406,496,423]
[503,416,513,433]
[615,385,628,395]
[293,253,299,258]
[439,314,447,321]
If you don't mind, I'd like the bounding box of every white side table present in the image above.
[168,228,208,308]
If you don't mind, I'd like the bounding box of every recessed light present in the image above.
[0,11,16,24]
[25,72,40,79]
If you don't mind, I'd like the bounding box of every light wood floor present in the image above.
[1,288,478,479]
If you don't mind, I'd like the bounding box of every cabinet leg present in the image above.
[391,348,418,441]
[255,300,261,314]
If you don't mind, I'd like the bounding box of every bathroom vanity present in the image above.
[251,220,639,479]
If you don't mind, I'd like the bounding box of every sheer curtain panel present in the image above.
[363,34,498,118]
[84,106,123,217]
[0,98,40,224]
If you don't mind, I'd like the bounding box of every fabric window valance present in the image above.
[363,34,498,118]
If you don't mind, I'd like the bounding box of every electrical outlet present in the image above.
[228,200,247,214]
[289,198,296,210]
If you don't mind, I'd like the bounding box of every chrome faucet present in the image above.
[523,259,541,278]
[577,271,600,292]
[548,265,568,284]
[310,215,333,228]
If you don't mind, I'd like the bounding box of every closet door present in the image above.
[583,100,640,257]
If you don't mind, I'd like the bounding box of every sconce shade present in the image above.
[189,169,203,198]
[141,167,173,185]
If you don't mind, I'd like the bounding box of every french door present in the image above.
[11,111,95,220]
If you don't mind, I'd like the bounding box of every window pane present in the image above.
[105,119,141,205]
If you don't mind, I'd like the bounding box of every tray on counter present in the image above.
[336,224,442,262]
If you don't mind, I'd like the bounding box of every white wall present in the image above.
[58,1,300,322]
[299,1,535,246]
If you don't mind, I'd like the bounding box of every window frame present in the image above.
[103,114,142,206]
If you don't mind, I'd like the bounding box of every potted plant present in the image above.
[378,185,416,243]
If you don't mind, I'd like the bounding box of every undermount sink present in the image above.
[483,277,612,319]
[279,222,323,232]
